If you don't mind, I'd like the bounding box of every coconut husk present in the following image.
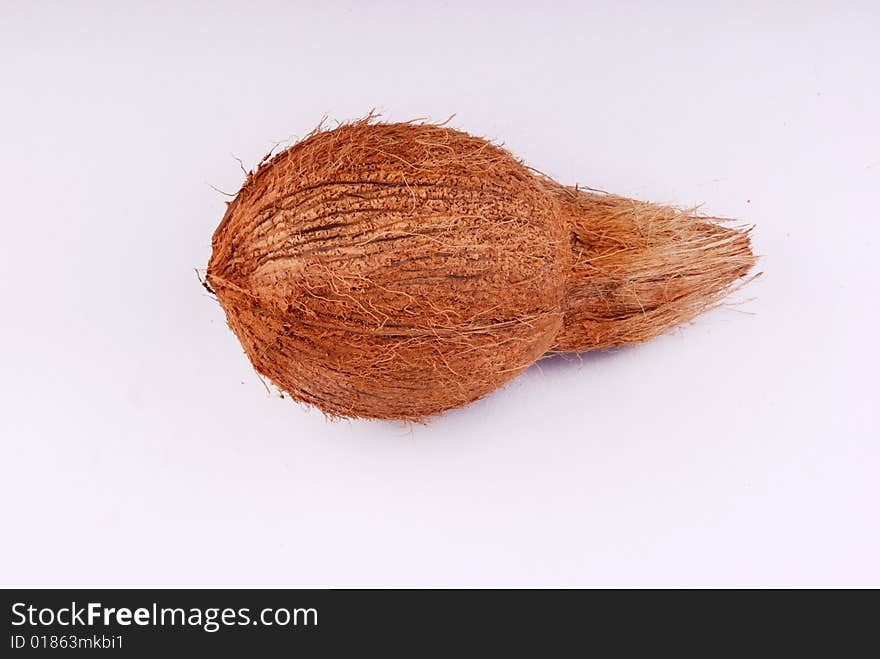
[543,181,756,351]
[206,117,756,420]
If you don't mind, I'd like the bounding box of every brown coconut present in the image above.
[206,117,756,420]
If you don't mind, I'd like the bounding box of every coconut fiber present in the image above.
[206,117,756,420]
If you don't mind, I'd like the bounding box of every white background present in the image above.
[2,1,877,587]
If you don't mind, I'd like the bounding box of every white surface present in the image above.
[1,1,878,588]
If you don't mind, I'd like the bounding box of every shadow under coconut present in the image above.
[528,345,642,376]
[337,344,649,432]
[414,343,648,430]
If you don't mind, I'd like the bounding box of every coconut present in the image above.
[206,118,756,420]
